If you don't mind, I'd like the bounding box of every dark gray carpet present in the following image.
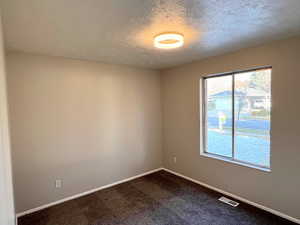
[18,170,296,225]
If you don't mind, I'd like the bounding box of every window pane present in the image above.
[234,69,271,167]
[205,76,233,157]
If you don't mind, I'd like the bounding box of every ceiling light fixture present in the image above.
[154,33,184,49]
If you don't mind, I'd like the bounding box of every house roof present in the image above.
[211,90,244,97]
[211,88,269,98]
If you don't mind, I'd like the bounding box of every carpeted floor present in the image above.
[18,170,296,225]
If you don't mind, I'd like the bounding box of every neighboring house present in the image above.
[209,88,270,115]
[246,88,271,111]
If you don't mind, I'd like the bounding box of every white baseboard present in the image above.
[16,167,163,218]
[16,167,300,224]
[162,168,300,224]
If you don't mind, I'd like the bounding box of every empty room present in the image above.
[0,0,300,225]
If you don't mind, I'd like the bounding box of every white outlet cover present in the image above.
[55,179,62,188]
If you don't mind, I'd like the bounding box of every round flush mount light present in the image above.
[154,33,184,49]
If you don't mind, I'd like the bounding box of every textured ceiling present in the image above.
[1,0,300,69]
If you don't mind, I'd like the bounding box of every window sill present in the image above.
[200,152,271,173]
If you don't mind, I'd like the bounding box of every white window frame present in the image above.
[199,66,272,172]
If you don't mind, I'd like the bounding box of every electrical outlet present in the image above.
[173,156,177,163]
[55,179,62,188]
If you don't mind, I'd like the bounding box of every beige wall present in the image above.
[161,37,300,220]
[6,52,162,213]
[6,37,300,220]
[0,15,15,225]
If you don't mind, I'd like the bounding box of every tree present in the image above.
[249,70,271,92]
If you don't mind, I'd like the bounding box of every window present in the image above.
[201,67,271,170]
